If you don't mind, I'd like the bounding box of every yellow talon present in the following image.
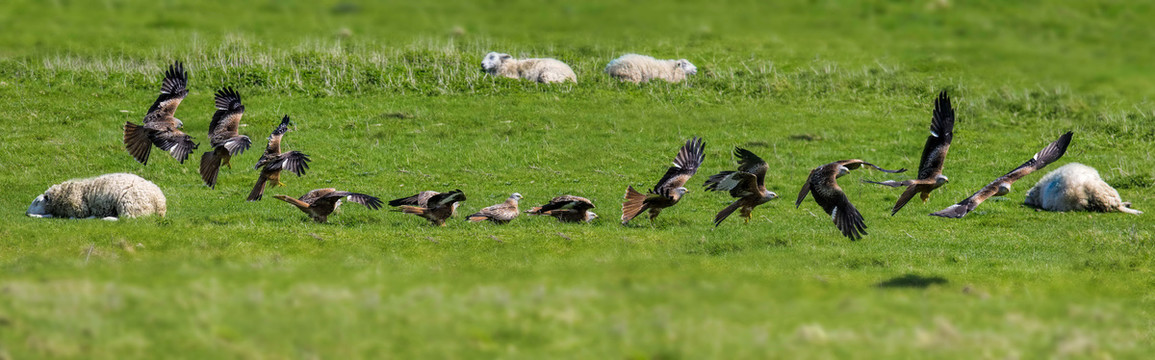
[277,181,287,187]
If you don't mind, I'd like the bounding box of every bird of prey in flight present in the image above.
[622,137,705,225]
[931,131,1073,218]
[796,160,906,240]
[864,90,956,215]
[124,61,198,165]
[199,87,253,189]
[274,188,383,223]
[704,147,778,226]
[247,115,311,201]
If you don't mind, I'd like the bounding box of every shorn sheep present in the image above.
[481,52,577,84]
[1024,163,1141,214]
[26,173,167,220]
[605,54,697,83]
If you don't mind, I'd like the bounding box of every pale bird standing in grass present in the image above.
[863,90,956,215]
[704,147,779,227]
[468,193,523,224]
[199,87,252,189]
[391,190,467,226]
[796,160,907,241]
[622,137,705,225]
[273,188,382,223]
[124,61,198,165]
[932,131,1074,218]
[247,115,311,201]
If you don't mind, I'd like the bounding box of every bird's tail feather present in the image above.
[713,201,743,227]
[199,149,224,189]
[621,186,648,224]
[247,175,268,201]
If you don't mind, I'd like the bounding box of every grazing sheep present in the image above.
[605,54,697,83]
[26,173,167,220]
[1024,163,1141,214]
[481,52,577,83]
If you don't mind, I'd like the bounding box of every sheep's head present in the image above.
[481,52,513,74]
[27,193,49,217]
[676,59,698,75]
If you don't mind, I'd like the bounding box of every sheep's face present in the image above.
[27,194,49,216]
[676,59,698,75]
[481,52,513,74]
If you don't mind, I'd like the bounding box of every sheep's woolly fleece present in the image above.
[604,54,698,83]
[1024,163,1141,214]
[481,52,577,84]
[27,173,167,220]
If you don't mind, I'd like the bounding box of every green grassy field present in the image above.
[1,0,1153,358]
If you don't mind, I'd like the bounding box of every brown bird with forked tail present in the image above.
[526,195,597,223]
[864,90,956,215]
[704,147,779,227]
[466,193,523,224]
[796,160,906,240]
[931,131,1073,218]
[199,87,252,189]
[622,137,705,225]
[273,188,382,223]
[391,189,467,226]
[124,61,198,165]
[247,115,310,201]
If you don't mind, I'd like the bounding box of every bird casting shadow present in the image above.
[876,274,948,289]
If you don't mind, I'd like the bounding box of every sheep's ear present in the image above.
[500,54,512,60]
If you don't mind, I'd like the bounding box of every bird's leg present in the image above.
[277,180,287,187]
[920,192,930,203]
[224,157,232,169]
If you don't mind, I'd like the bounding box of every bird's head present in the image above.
[764,191,779,201]
[509,193,523,202]
[175,118,185,129]
[586,211,599,222]
[996,183,1012,196]
[936,175,950,186]
[836,166,851,178]
[675,187,688,196]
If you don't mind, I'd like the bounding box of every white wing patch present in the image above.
[717,173,741,191]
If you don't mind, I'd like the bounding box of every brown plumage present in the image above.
[796,160,907,241]
[468,193,523,224]
[864,90,956,215]
[932,131,1073,218]
[124,61,198,165]
[273,188,383,223]
[247,115,310,201]
[393,189,467,226]
[525,195,597,223]
[621,137,705,225]
[199,87,253,189]
[704,147,778,226]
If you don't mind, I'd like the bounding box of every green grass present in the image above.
[1,0,1153,358]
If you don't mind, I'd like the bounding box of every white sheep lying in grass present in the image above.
[1024,163,1141,214]
[605,54,698,83]
[481,52,577,83]
[26,173,167,220]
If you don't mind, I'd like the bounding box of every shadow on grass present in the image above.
[876,274,948,289]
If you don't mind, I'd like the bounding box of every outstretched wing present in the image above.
[325,191,384,210]
[811,180,866,240]
[152,129,198,163]
[428,189,466,210]
[917,90,955,180]
[733,147,768,187]
[840,159,907,174]
[539,195,595,212]
[143,61,188,124]
[932,131,1073,218]
[795,168,816,208]
[652,136,705,196]
[263,151,310,176]
[209,87,245,138]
